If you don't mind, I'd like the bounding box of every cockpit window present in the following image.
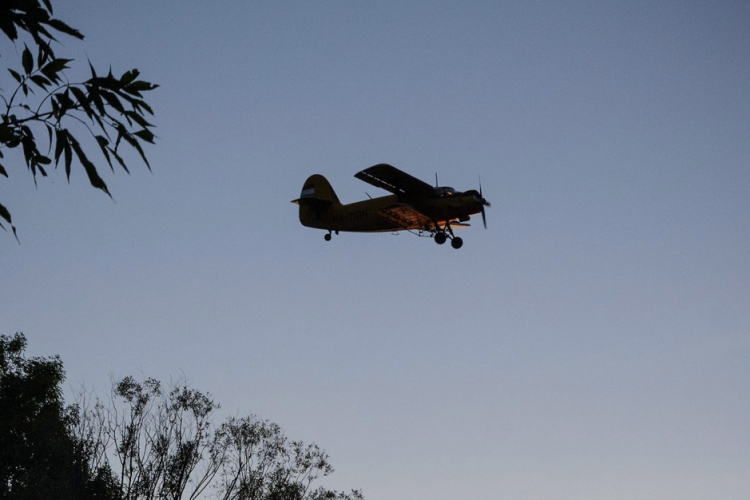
[433,187,455,197]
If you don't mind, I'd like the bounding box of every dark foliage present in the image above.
[0,0,158,239]
[0,332,120,499]
[1,334,363,500]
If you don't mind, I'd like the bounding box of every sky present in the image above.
[2,1,750,498]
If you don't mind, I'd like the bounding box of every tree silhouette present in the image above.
[75,375,364,500]
[1,333,364,500]
[0,0,158,239]
[0,332,120,499]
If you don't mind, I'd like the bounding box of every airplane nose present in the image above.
[464,187,490,227]
[478,181,490,228]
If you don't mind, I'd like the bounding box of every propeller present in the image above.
[478,178,491,229]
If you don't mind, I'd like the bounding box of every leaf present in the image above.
[54,129,66,165]
[119,132,151,170]
[125,80,158,96]
[70,137,111,197]
[125,111,153,129]
[70,86,93,117]
[45,19,84,40]
[41,58,71,82]
[0,123,18,144]
[22,46,34,75]
[54,90,75,116]
[30,74,51,90]
[95,135,114,171]
[36,43,50,68]
[88,86,106,116]
[64,139,72,180]
[46,124,53,152]
[120,69,139,86]
[100,90,125,114]
[0,202,19,242]
[136,100,155,116]
[0,163,7,177]
[8,68,23,83]
[110,148,129,174]
[134,129,155,144]
[1,20,18,41]
[1,202,13,223]
[54,129,73,180]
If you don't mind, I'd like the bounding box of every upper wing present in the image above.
[354,163,434,197]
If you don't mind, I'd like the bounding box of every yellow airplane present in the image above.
[291,163,490,249]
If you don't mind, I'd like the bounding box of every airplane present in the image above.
[291,163,490,249]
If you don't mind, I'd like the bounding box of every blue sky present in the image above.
[2,1,749,498]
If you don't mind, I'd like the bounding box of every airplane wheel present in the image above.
[324,233,332,241]
[434,232,447,245]
[451,237,463,249]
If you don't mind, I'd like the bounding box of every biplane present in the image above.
[291,163,490,248]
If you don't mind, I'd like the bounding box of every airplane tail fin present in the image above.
[291,174,341,206]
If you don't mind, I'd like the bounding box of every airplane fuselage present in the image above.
[299,194,402,232]
[292,165,490,247]
[299,193,484,232]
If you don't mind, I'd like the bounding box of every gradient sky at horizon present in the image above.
[2,1,749,498]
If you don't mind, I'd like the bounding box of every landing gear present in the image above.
[324,230,337,241]
[432,222,463,249]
